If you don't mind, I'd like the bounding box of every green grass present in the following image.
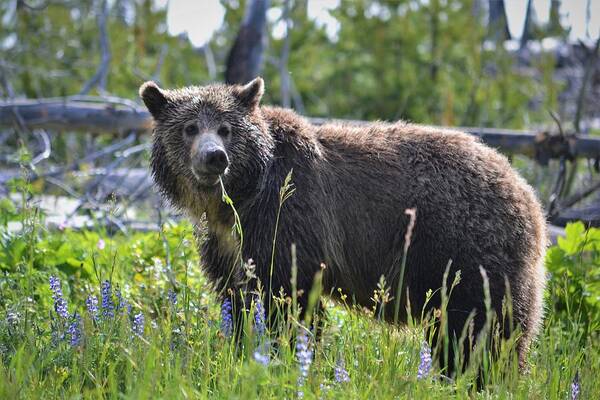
[0,179,599,399]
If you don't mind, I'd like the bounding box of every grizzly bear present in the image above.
[140,77,547,375]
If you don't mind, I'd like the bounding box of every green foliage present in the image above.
[1,0,561,129]
[0,176,200,320]
[0,180,599,398]
[545,222,600,335]
[0,2,597,397]
[3,0,210,98]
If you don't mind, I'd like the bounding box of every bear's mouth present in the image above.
[195,174,220,188]
[191,168,221,189]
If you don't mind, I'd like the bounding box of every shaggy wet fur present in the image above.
[140,78,547,374]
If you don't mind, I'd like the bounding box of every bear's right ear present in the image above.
[139,81,169,119]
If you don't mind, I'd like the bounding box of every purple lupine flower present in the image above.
[168,289,178,307]
[115,288,129,315]
[49,275,69,319]
[67,314,82,347]
[253,341,270,366]
[296,328,313,397]
[220,299,233,338]
[86,295,99,321]
[6,311,20,327]
[254,351,270,366]
[101,280,114,318]
[132,312,145,337]
[571,371,580,400]
[254,297,266,338]
[334,358,350,383]
[417,341,432,380]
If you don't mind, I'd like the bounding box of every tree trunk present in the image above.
[488,0,511,42]
[4,98,600,160]
[547,0,567,38]
[225,0,270,85]
[520,0,536,49]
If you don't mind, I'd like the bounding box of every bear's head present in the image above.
[139,78,274,207]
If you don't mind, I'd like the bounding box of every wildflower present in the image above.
[97,238,105,250]
[115,288,129,314]
[67,314,82,347]
[417,341,432,380]
[132,312,145,337]
[254,297,266,338]
[6,311,20,327]
[49,275,69,319]
[58,220,67,231]
[320,383,331,395]
[167,288,178,307]
[86,295,99,321]
[253,350,270,366]
[253,341,270,366]
[220,299,233,338]
[101,280,114,318]
[334,358,350,383]
[571,371,580,400]
[296,328,313,397]
[170,327,182,350]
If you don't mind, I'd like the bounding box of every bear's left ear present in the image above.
[236,77,264,110]
[139,81,169,119]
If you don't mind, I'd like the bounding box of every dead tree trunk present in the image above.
[4,99,600,160]
[225,0,269,85]
[488,0,511,42]
[547,0,567,38]
[520,0,537,50]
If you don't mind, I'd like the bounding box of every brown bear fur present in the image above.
[140,78,547,374]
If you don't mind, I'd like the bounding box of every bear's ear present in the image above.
[236,77,264,110]
[140,81,169,119]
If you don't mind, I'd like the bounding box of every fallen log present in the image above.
[552,205,600,228]
[3,98,600,159]
[0,98,152,134]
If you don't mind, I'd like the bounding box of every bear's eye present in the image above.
[217,125,230,137]
[184,124,199,137]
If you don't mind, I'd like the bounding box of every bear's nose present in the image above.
[204,148,229,174]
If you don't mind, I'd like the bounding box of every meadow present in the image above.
[0,175,599,400]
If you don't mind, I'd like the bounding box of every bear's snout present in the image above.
[189,130,230,184]
[191,143,229,182]
[202,147,229,174]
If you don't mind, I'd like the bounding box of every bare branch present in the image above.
[554,178,600,213]
[574,36,600,133]
[280,0,291,108]
[80,0,111,95]
[201,43,217,81]
[31,129,51,165]
[152,44,169,83]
